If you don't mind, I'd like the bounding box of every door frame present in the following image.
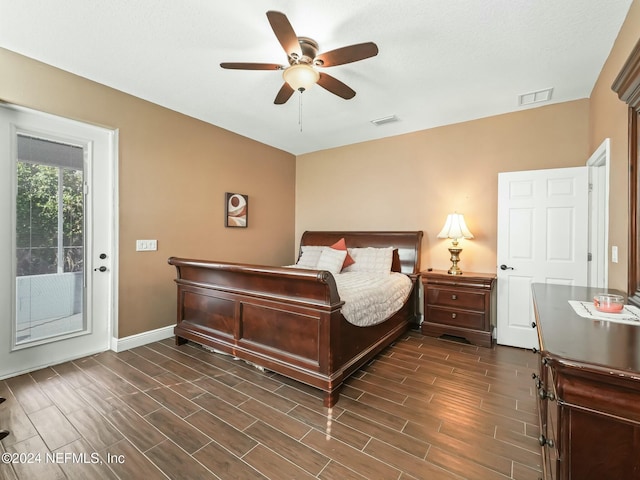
[0,102,119,377]
[110,129,120,347]
[586,138,610,289]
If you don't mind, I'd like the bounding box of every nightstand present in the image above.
[421,270,496,347]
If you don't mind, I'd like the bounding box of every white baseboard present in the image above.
[111,325,174,352]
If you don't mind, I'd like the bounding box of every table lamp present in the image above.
[437,213,474,275]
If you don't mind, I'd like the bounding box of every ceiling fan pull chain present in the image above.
[299,90,303,132]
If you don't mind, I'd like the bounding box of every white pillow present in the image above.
[296,246,326,268]
[316,248,348,274]
[342,247,393,274]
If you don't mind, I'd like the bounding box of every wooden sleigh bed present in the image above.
[168,231,423,407]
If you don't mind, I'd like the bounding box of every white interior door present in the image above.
[496,167,588,348]
[0,103,115,378]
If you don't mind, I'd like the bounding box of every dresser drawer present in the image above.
[426,306,485,330]
[426,287,486,311]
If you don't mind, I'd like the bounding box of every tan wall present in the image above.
[589,0,640,291]
[296,100,590,274]
[3,0,638,340]
[0,48,296,338]
[296,0,640,290]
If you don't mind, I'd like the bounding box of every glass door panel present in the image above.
[15,134,86,346]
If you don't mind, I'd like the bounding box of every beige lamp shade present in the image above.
[437,213,474,241]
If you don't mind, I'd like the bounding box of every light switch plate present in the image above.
[136,239,158,251]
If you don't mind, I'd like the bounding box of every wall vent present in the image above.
[518,88,554,106]
[371,115,399,126]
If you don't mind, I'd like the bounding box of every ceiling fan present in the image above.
[220,11,379,104]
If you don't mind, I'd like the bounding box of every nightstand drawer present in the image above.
[421,270,496,347]
[427,288,486,311]
[426,306,485,330]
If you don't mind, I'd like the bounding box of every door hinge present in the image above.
[83,182,88,195]
[588,252,592,262]
[588,183,593,192]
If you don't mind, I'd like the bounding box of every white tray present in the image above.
[568,300,640,325]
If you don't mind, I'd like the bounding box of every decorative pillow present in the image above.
[342,247,394,274]
[296,246,326,268]
[316,248,348,274]
[330,238,355,269]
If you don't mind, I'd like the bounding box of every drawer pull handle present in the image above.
[451,294,457,300]
[538,388,556,402]
[538,435,555,448]
[531,373,542,389]
[451,313,457,319]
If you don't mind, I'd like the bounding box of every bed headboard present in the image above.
[300,231,423,275]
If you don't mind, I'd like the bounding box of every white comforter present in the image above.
[333,272,412,327]
[284,265,413,326]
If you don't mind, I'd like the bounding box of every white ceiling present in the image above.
[0,0,633,155]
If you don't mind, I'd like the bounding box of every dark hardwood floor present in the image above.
[0,330,541,479]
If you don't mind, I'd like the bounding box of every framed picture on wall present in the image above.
[225,192,248,228]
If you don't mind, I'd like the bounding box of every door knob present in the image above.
[94,266,107,272]
[500,264,514,270]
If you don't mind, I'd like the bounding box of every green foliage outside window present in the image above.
[16,162,84,276]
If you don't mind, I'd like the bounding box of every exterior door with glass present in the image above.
[0,104,115,378]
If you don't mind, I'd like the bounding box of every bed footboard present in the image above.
[168,258,347,405]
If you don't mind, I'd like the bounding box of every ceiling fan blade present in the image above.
[315,42,379,67]
[220,62,283,70]
[317,73,356,100]
[266,11,302,59]
[274,83,295,104]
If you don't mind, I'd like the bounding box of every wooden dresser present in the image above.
[532,283,640,480]
[421,270,496,347]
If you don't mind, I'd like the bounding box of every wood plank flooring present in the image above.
[0,330,542,479]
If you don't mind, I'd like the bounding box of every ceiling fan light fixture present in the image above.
[283,64,320,92]
[221,11,378,104]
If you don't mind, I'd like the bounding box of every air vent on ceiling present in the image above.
[370,115,399,126]
[518,88,553,106]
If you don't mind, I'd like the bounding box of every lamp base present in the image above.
[447,247,464,275]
